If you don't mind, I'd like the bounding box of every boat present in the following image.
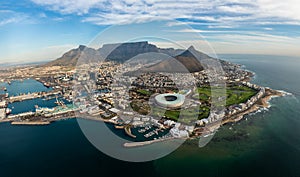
[36,107,55,114]
[55,97,65,106]
[6,108,12,115]
[43,82,50,88]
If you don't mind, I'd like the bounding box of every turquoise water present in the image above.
[8,98,59,114]
[1,55,300,177]
[0,79,52,96]
[1,79,70,114]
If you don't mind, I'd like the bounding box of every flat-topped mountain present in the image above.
[45,41,212,73]
[101,41,158,63]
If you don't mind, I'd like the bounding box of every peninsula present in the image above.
[0,41,288,147]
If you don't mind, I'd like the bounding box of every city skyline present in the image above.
[1,0,300,63]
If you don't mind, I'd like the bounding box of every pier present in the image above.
[8,90,62,103]
[123,137,175,147]
[11,121,50,125]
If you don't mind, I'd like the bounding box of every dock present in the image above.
[11,121,50,125]
[8,90,62,103]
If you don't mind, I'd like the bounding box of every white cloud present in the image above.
[31,0,106,15]
[171,28,243,33]
[263,27,273,30]
[30,0,300,26]
[0,10,29,26]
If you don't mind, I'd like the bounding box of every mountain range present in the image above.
[45,41,215,73]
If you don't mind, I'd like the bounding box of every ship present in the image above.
[36,107,55,114]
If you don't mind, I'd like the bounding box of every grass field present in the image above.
[137,89,152,96]
[195,85,257,106]
[150,105,210,124]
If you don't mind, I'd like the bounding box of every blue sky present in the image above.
[0,0,300,63]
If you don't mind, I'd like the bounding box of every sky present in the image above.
[0,0,300,63]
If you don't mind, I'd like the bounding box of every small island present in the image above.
[0,41,288,147]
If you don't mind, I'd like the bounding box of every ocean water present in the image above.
[154,54,300,177]
[1,55,300,177]
[0,79,52,96]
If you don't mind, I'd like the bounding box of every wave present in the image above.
[248,107,269,116]
[277,90,293,96]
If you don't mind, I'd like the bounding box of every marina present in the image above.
[0,79,78,124]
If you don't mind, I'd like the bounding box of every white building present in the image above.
[170,128,189,138]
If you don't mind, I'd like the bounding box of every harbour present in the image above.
[0,79,77,125]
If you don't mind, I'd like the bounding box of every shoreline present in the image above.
[0,77,290,148]
[222,88,286,125]
[0,87,289,148]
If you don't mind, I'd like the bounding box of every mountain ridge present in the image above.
[45,41,214,73]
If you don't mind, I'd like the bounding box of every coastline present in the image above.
[222,88,286,125]
[0,83,289,148]
[0,64,291,148]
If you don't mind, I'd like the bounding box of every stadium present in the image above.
[154,93,185,109]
